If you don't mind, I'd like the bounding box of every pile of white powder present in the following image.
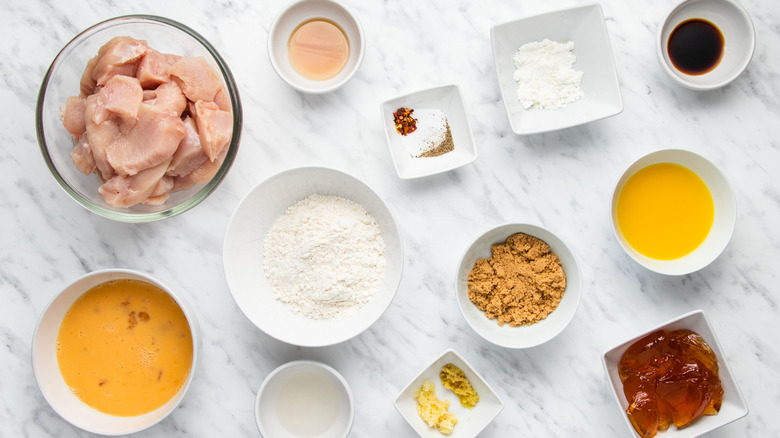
[263,194,386,320]
[512,39,584,110]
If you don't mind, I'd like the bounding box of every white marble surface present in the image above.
[2,0,779,436]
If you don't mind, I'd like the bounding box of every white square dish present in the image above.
[602,309,748,438]
[394,349,503,437]
[380,84,477,179]
[491,4,623,134]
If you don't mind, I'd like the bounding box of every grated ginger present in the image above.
[440,363,479,408]
[414,380,458,435]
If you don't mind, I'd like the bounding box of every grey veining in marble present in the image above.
[2,0,779,436]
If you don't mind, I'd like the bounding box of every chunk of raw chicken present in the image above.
[194,100,232,162]
[84,94,119,181]
[142,175,174,206]
[168,57,222,102]
[214,87,231,112]
[92,36,148,87]
[136,49,181,88]
[93,75,143,125]
[62,96,86,137]
[105,103,186,176]
[144,81,187,117]
[70,134,96,175]
[167,116,208,177]
[99,158,171,208]
[80,56,99,96]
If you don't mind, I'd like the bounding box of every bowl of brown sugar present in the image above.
[455,223,582,348]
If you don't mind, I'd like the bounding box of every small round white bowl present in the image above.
[255,361,354,438]
[223,167,403,347]
[31,269,200,436]
[611,149,736,275]
[268,0,365,94]
[657,0,755,90]
[455,223,582,349]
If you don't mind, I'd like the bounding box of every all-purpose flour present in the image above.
[263,194,386,320]
[512,39,584,110]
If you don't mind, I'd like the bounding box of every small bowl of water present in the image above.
[255,360,354,438]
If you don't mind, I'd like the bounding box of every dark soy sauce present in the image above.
[668,19,724,75]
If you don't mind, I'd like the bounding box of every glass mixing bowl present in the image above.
[36,15,242,222]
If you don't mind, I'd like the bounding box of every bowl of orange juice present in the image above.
[267,0,365,94]
[32,269,200,435]
[611,149,736,275]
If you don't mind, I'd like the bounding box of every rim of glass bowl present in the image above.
[35,15,242,223]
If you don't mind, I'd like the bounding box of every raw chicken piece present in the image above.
[144,81,187,117]
[92,36,148,87]
[168,57,222,102]
[193,100,232,161]
[142,193,170,206]
[93,75,143,125]
[62,96,86,137]
[80,56,99,96]
[171,174,197,193]
[70,134,96,175]
[136,49,181,88]
[142,175,174,206]
[166,116,207,177]
[171,145,227,192]
[84,94,119,181]
[99,158,171,208]
[142,89,157,101]
[151,175,174,196]
[189,146,227,183]
[106,103,186,176]
[214,86,231,112]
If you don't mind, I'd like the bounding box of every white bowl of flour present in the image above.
[223,167,403,347]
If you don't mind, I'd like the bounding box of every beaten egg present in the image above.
[616,162,714,260]
[56,278,193,416]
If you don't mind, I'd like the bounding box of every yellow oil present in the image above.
[617,162,714,260]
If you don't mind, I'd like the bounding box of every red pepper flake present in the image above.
[393,107,418,136]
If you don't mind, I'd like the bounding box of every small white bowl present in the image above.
[380,84,478,179]
[394,349,504,437]
[268,0,365,94]
[657,0,755,90]
[602,309,749,438]
[455,223,582,349]
[31,269,200,436]
[256,360,354,438]
[610,149,736,276]
[223,167,403,347]
[490,4,623,135]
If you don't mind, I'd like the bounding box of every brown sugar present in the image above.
[467,232,566,326]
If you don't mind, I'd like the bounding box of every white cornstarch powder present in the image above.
[512,39,584,110]
[263,194,386,320]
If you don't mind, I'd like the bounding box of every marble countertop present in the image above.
[2,0,779,436]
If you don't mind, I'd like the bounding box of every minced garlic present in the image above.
[414,380,458,435]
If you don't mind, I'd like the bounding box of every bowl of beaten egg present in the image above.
[32,269,199,435]
[611,149,736,275]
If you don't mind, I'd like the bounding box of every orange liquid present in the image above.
[616,163,714,260]
[56,279,193,416]
[287,18,350,80]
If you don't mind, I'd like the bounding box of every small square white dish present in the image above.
[380,84,477,179]
[491,4,623,135]
[602,309,748,438]
[394,349,503,437]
